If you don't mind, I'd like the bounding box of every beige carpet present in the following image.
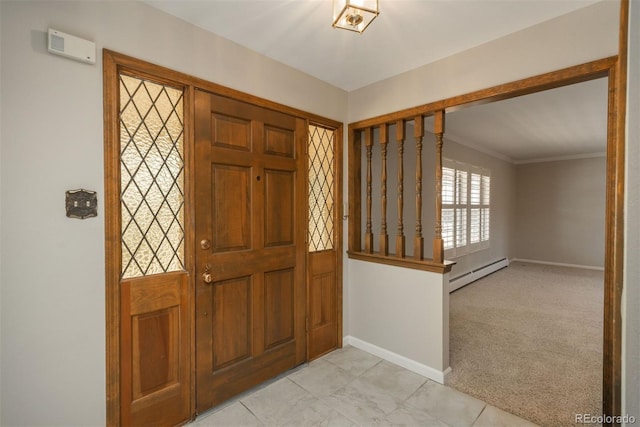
[446,261,603,427]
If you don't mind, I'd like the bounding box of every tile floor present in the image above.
[192,346,538,427]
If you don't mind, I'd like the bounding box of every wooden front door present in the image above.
[194,90,307,412]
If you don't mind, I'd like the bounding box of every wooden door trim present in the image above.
[603,1,627,422]
[335,125,344,347]
[103,49,120,427]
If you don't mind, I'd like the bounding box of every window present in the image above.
[119,74,185,278]
[308,124,335,252]
[442,159,490,257]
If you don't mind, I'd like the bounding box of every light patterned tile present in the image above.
[279,399,358,427]
[189,348,538,427]
[192,402,263,427]
[384,401,451,427]
[288,358,356,397]
[473,405,539,427]
[324,378,401,425]
[322,345,382,377]
[405,380,486,427]
[358,361,427,402]
[240,378,317,425]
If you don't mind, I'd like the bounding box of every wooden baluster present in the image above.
[414,116,424,260]
[433,111,445,263]
[396,120,405,258]
[348,128,361,253]
[364,128,374,253]
[379,124,389,255]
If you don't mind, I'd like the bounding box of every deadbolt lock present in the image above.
[202,263,213,284]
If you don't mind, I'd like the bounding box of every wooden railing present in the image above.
[347,57,616,277]
[348,110,452,274]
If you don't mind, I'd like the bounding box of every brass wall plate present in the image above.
[66,189,97,219]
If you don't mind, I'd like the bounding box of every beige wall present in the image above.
[623,0,640,422]
[0,2,346,425]
[514,157,606,268]
[347,261,449,380]
[347,1,620,122]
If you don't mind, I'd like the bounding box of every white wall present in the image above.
[514,157,607,268]
[347,260,449,381]
[0,1,347,425]
[623,0,640,423]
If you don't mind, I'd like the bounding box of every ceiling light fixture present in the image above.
[332,0,379,33]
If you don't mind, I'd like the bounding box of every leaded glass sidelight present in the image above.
[308,125,335,252]
[119,74,185,278]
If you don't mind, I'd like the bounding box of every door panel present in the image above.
[121,272,190,427]
[195,90,306,412]
[308,251,338,359]
[212,114,251,151]
[212,164,252,252]
[132,308,179,399]
[264,268,295,349]
[264,125,295,157]
[212,276,252,370]
[265,169,295,246]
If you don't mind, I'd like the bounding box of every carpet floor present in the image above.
[446,261,604,427]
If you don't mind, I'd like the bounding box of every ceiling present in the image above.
[143,0,609,162]
[432,78,609,163]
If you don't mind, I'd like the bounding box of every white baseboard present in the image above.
[511,258,604,271]
[343,335,450,384]
[448,258,510,293]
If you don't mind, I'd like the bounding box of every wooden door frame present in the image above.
[441,57,625,424]
[104,50,343,425]
[440,6,627,420]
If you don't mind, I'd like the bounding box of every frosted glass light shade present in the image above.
[332,0,379,33]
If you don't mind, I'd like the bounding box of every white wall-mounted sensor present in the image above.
[47,29,96,64]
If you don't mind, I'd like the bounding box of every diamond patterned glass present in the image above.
[308,125,335,252]
[119,74,185,279]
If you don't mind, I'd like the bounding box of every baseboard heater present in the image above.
[448,258,510,293]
